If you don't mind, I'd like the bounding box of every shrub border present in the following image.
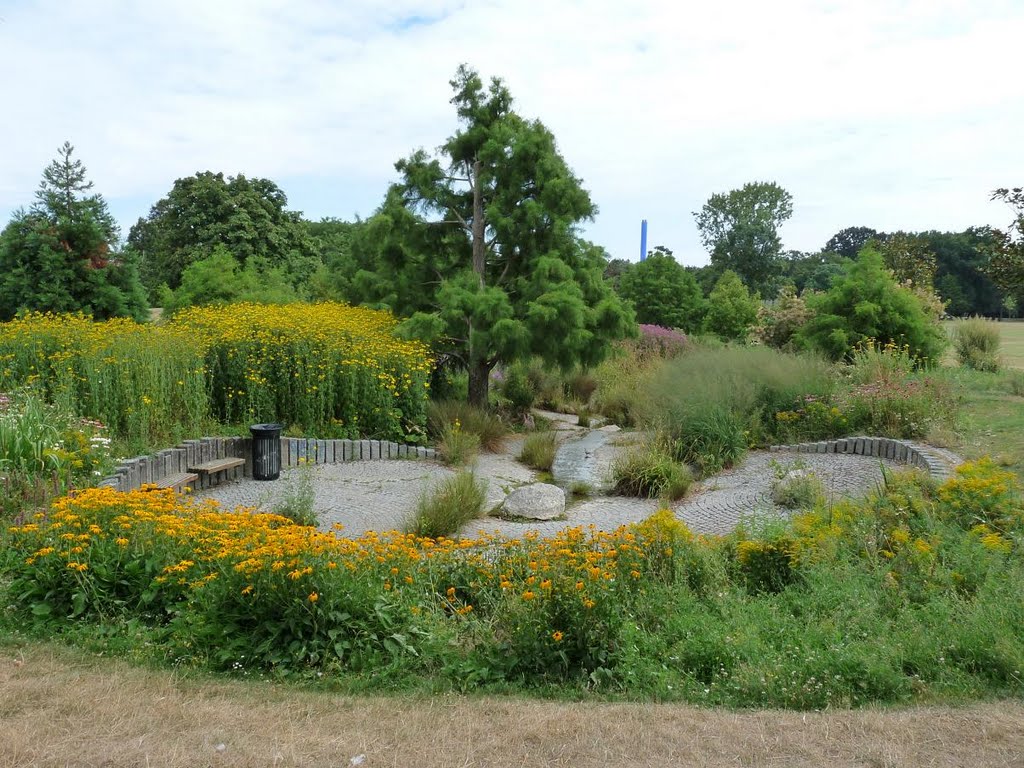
[99,437,435,493]
[769,437,963,481]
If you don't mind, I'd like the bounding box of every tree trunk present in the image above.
[467,158,490,408]
[471,159,485,286]
[467,358,490,409]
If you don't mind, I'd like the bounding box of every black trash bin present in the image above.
[250,423,283,481]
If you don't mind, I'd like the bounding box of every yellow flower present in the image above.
[551,631,564,642]
[308,592,319,603]
[522,590,536,601]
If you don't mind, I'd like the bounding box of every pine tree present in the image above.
[0,142,147,321]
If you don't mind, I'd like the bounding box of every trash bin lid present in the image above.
[250,422,284,432]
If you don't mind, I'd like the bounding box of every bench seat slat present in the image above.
[152,472,198,491]
[189,457,245,474]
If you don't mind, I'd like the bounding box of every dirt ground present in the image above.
[2,643,1022,768]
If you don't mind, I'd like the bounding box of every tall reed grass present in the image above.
[639,346,834,473]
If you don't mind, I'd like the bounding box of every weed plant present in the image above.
[519,431,557,472]
[436,421,480,466]
[269,461,318,527]
[768,460,827,509]
[575,407,591,428]
[409,471,487,538]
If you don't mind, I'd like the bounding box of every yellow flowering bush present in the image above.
[938,458,1023,536]
[0,303,432,449]
[3,486,693,677]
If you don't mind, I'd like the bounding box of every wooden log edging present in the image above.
[98,437,436,493]
[768,437,964,481]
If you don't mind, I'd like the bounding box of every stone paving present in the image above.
[197,423,902,538]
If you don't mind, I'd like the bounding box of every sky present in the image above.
[1,0,1022,266]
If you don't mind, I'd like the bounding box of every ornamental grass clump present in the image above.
[519,430,557,472]
[435,420,480,466]
[640,346,833,473]
[611,444,692,501]
[952,317,1001,372]
[427,400,506,452]
[408,470,487,538]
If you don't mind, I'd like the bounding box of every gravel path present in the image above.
[197,427,898,538]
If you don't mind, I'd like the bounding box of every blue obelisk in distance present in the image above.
[640,219,648,261]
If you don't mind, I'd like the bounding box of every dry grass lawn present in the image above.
[2,643,1023,768]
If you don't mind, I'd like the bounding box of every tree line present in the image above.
[3,67,1023,405]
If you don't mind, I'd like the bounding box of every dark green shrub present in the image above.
[499,363,535,413]
[795,247,947,363]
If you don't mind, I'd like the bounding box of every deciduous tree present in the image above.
[703,270,758,341]
[618,248,706,332]
[694,181,793,296]
[127,172,317,293]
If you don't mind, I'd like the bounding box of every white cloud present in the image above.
[0,0,1021,264]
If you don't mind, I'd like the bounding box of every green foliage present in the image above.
[703,270,759,341]
[694,181,793,295]
[879,232,938,288]
[618,249,706,332]
[426,400,506,452]
[497,363,535,414]
[0,143,148,322]
[164,247,301,313]
[519,430,557,472]
[127,171,318,293]
[754,285,814,349]
[982,187,1024,299]
[0,389,114,518]
[611,444,692,501]
[796,247,948,363]
[436,420,480,466]
[409,470,487,538]
[347,65,634,406]
[953,317,1001,372]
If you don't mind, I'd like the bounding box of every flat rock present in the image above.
[502,482,566,520]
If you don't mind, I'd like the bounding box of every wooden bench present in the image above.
[188,457,245,485]
[151,472,198,493]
